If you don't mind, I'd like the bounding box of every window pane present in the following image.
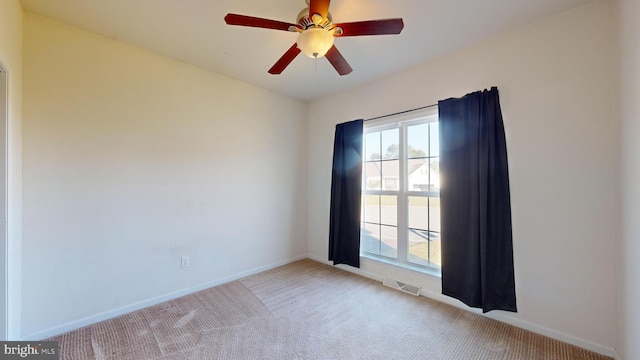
[408,229,441,268]
[363,195,380,223]
[408,196,428,230]
[429,122,439,157]
[380,195,397,226]
[362,223,381,255]
[365,161,381,190]
[407,229,430,267]
[429,232,441,269]
[381,160,399,191]
[429,197,441,232]
[380,225,398,258]
[407,124,428,159]
[429,159,440,192]
[381,128,399,160]
[407,158,429,192]
[365,132,381,161]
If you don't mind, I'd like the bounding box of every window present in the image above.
[361,108,440,270]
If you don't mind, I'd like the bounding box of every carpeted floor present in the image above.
[50,259,612,359]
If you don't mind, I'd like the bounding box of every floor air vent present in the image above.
[382,278,421,296]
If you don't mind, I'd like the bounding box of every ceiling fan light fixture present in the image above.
[296,28,334,59]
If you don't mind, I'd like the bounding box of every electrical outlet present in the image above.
[181,256,190,268]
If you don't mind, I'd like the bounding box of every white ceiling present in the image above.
[20,0,593,101]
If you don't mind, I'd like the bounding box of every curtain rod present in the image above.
[364,103,438,122]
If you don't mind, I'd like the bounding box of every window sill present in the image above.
[360,253,442,279]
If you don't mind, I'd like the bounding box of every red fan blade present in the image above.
[325,45,352,76]
[333,18,404,36]
[225,13,297,32]
[309,0,331,21]
[268,43,302,74]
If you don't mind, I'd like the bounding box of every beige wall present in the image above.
[307,0,617,356]
[618,0,640,358]
[0,0,23,341]
[22,13,307,338]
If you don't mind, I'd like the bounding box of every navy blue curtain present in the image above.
[328,119,364,268]
[438,87,517,313]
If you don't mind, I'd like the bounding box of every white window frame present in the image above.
[361,106,440,273]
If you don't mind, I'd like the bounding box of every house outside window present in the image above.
[361,107,440,270]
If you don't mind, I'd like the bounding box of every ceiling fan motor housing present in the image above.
[296,8,333,29]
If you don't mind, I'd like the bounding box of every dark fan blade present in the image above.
[333,18,404,36]
[268,43,302,74]
[309,0,331,21]
[225,13,297,32]
[325,45,352,76]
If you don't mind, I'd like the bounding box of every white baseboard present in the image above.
[24,253,616,358]
[307,254,615,358]
[22,254,307,341]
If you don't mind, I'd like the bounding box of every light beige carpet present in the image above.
[50,259,612,359]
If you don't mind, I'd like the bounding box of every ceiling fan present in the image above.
[224,0,404,76]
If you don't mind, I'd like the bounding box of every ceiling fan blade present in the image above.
[309,0,331,21]
[333,18,404,36]
[268,43,302,74]
[225,13,297,32]
[325,45,352,76]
